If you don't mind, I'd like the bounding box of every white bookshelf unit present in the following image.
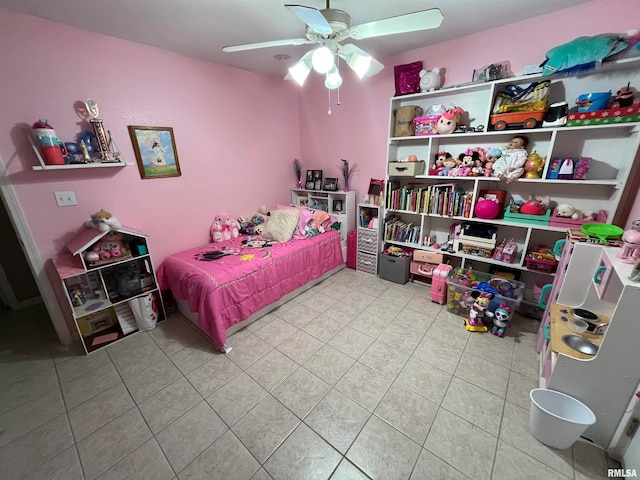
[383,58,640,305]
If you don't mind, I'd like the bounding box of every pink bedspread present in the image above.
[157,230,344,349]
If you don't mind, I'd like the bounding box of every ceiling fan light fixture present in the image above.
[288,60,312,86]
[324,66,342,89]
[348,53,372,79]
[311,46,335,74]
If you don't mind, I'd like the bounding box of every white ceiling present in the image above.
[0,0,593,78]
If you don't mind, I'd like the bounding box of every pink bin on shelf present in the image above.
[413,115,441,136]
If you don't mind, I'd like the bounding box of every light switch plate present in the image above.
[54,191,77,206]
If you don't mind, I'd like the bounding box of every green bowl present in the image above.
[581,223,624,244]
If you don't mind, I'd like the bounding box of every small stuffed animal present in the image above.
[419,68,442,92]
[430,151,450,175]
[556,203,581,220]
[86,230,127,262]
[217,213,239,239]
[436,107,464,135]
[86,209,121,232]
[439,155,457,176]
[491,304,512,337]
[211,220,224,243]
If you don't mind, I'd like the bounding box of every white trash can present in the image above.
[529,388,596,449]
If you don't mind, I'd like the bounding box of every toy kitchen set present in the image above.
[536,224,640,464]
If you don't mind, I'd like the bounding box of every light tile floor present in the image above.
[0,269,614,479]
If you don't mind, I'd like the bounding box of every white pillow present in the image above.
[255,209,300,242]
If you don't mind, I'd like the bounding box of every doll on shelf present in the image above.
[485,148,502,177]
[493,135,529,184]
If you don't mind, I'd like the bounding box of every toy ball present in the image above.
[474,198,500,220]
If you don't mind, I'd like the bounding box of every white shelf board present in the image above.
[32,162,133,171]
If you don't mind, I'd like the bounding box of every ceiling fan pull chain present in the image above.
[328,87,332,115]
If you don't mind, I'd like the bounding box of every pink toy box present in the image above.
[413,115,441,136]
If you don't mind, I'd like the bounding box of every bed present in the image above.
[157,229,344,352]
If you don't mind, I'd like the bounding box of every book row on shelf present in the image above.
[386,182,474,218]
[384,215,421,244]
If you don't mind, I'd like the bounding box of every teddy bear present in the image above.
[85,209,121,232]
[556,203,581,220]
[85,230,128,263]
[215,213,239,240]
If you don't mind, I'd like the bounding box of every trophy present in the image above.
[85,99,120,162]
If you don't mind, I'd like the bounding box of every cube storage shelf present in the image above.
[383,58,640,303]
[356,203,382,275]
[51,226,164,353]
[291,188,355,260]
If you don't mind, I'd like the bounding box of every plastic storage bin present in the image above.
[379,254,411,284]
[529,388,596,449]
[446,268,524,322]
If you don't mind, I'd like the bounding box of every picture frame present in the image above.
[324,177,338,191]
[333,200,343,213]
[128,126,181,179]
[368,178,385,196]
[305,169,323,190]
[305,170,315,190]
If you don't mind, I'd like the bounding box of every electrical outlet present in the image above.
[54,191,77,206]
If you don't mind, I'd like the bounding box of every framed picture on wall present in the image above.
[128,126,181,179]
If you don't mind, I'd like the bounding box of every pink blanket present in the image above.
[157,230,344,349]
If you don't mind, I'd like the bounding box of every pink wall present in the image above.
[300,0,640,227]
[1,0,640,278]
[0,9,302,265]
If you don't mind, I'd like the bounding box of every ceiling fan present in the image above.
[222,2,444,87]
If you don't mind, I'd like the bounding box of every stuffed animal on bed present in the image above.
[254,209,299,242]
[215,213,239,240]
[238,212,266,235]
[211,219,224,243]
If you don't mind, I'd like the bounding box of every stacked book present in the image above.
[386,182,473,218]
[384,217,421,245]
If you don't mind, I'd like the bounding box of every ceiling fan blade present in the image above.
[339,43,384,77]
[350,8,443,39]
[222,38,313,53]
[285,4,333,35]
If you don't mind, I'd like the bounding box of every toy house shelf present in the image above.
[50,226,164,353]
[382,58,640,307]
